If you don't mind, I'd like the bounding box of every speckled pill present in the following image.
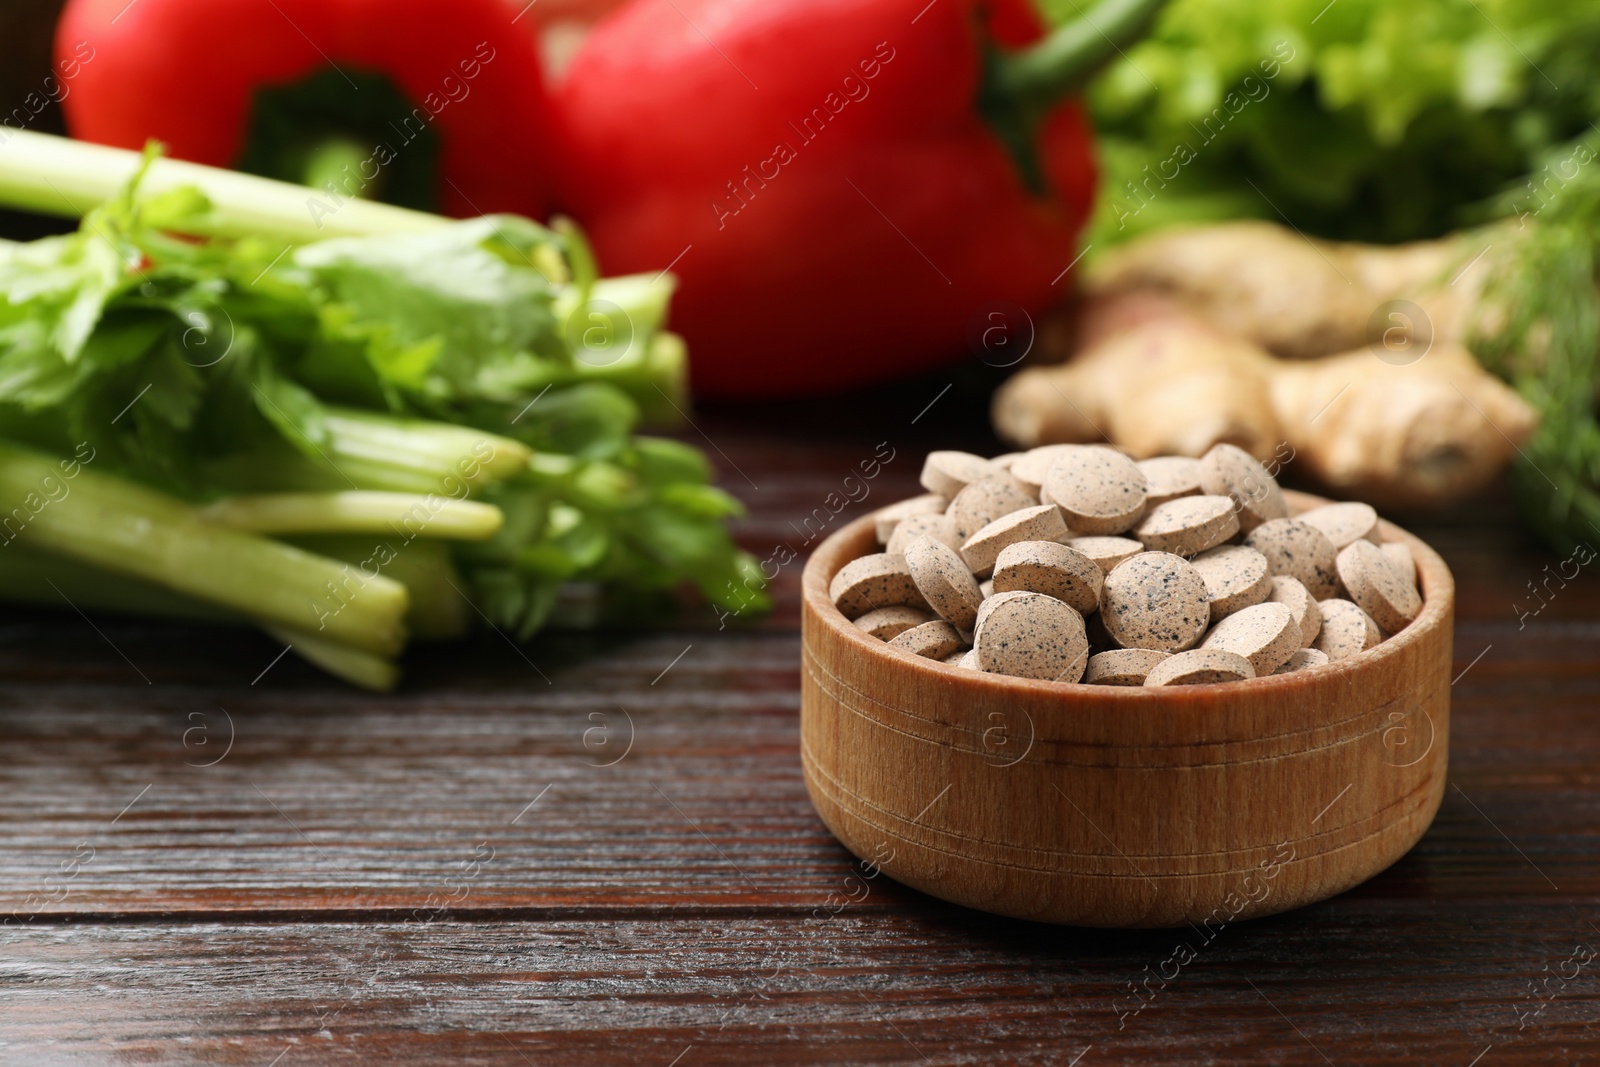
[1138,456,1203,507]
[868,449,1422,683]
[1068,536,1144,573]
[1085,648,1171,686]
[1313,598,1381,661]
[853,605,933,641]
[1297,501,1379,549]
[1272,647,1330,675]
[1101,551,1210,652]
[1198,443,1287,533]
[1381,541,1417,589]
[887,511,963,556]
[904,534,985,632]
[960,503,1069,576]
[919,451,996,499]
[1043,445,1149,536]
[973,591,1088,682]
[874,493,946,544]
[991,540,1103,615]
[1336,540,1422,634]
[1191,544,1273,621]
[1245,518,1339,599]
[1134,495,1239,557]
[1144,648,1255,687]
[946,472,1037,543]
[889,620,964,660]
[1200,601,1302,675]
[1010,444,1080,495]
[1268,575,1320,648]
[974,589,1035,634]
[830,553,929,618]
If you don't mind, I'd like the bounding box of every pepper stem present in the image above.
[302,137,374,198]
[995,0,1170,108]
[980,0,1169,192]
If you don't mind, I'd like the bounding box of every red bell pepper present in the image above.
[54,0,556,219]
[555,0,1163,398]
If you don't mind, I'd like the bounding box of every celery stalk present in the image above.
[0,546,407,688]
[201,409,534,495]
[0,443,409,657]
[289,535,471,642]
[322,410,533,488]
[553,273,675,347]
[0,129,444,242]
[641,331,690,425]
[0,546,403,690]
[202,492,504,540]
[263,624,401,691]
[0,545,239,624]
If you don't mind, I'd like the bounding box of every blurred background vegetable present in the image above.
[40,0,1164,399]
[553,0,1162,398]
[1071,0,1600,246]
[1029,0,1600,550]
[0,133,764,688]
[54,0,559,218]
[994,285,1538,507]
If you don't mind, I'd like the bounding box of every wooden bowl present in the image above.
[800,491,1452,928]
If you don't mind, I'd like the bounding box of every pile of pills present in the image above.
[832,444,1423,686]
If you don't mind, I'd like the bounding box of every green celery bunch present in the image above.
[0,135,765,686]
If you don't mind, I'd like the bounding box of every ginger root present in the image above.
[1084,220,1510,361]
[992,296,1538,509]
[1271,345,1537,506]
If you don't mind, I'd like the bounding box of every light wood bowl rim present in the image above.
[802,489,1454,715]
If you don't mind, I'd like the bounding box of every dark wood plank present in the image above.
[0,626,833,915]
[4,903,1599,1066]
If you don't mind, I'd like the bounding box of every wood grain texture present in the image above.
[4,902,1600,1066]
[1,383,1598,1063]
[801,495,1454,927]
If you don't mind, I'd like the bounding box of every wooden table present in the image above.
[3,374,1598,1065]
